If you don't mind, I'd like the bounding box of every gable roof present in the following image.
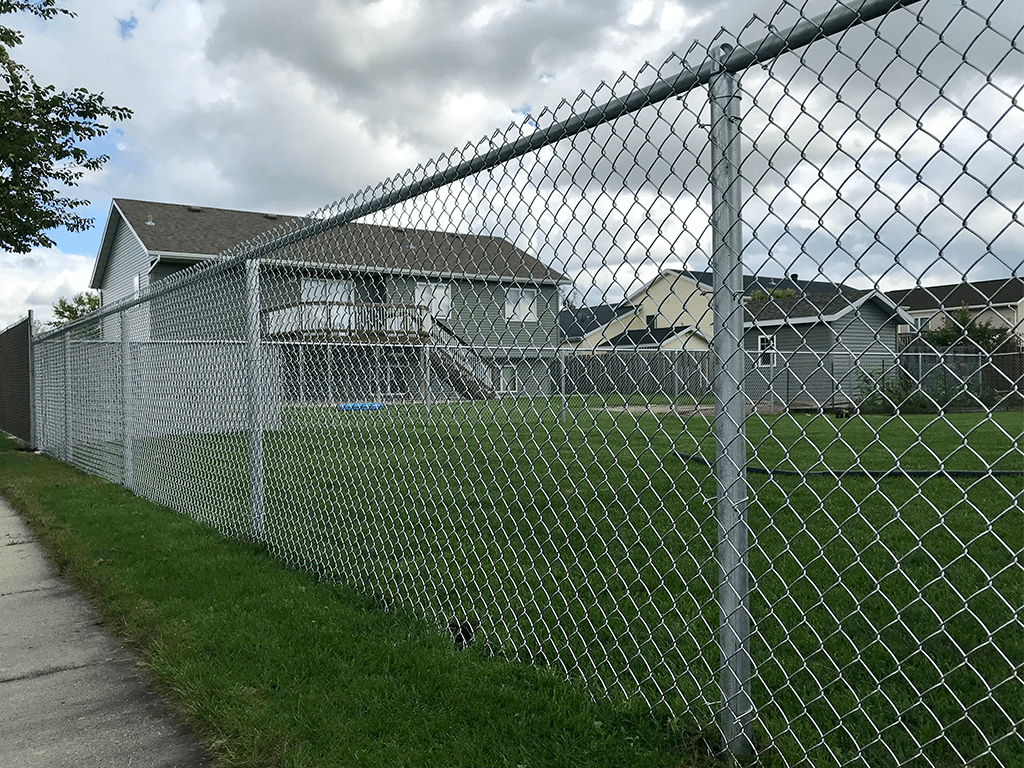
[598,324,710,347]
[92,198,565,289]
[677,269,849,297]
[886,277,1024,311]
[118,198,295,256]
[266,222,565,283]
[558,301,635,340]
[745,288,915,328]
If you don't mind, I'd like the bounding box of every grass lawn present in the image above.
[8,402,1023,767]
[0,430,709,768]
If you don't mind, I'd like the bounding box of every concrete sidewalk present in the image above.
[0,496,214,768]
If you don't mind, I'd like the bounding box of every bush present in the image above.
[855,367,998,414]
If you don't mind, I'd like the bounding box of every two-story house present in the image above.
[90,199,567,402]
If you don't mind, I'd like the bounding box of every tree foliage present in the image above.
[1,0,131,252]
[49,290,98,326]
[922,306,1017,352]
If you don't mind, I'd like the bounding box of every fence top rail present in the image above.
[235,0,924,262]
[1,315,32,336]
[35,0,923,342]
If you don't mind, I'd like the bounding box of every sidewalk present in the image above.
[0,496,213,768]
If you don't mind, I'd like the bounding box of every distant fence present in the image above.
[16,0,1024,766]
[0,315,33,445]
[562,349,713,403]
[898,346,1024,408]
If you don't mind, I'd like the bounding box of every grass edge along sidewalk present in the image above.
[0,433,711,768]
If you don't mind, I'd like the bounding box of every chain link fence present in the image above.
[25,0,1024,764]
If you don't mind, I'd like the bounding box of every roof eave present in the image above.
[89,200,125,290]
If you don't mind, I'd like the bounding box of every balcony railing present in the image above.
[265,301,429,340]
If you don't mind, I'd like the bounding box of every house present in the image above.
[89,199,567,401]
[558,269,854,351]
[886,277,1024,339]
[743,287,915,407]
[558,268,913,408]
[560,270,715,352]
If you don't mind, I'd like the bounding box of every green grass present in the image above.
[6,402,1023,767]
[0,432,709,768]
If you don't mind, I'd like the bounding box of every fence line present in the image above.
[15,0,1024,765]
[0,314,33,446]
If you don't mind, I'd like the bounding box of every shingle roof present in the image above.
[599,325,704,347]
[558,302,635,340]
[267,221,565,283]
[105,198,565,285]
[114,198,295,256]
[744,287,873,324]
[678,269,849,296]
[886,277,1024,311]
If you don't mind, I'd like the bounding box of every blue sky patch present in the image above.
[118,17,138,39]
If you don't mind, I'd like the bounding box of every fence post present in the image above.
[709,41,753,760]
[246,258,265,539]
[558,346,567,423]
[27,310,36,451]
[120,311,133,490]
[63,331,72,463]
[671,350,679,416]
[424,343,432,418]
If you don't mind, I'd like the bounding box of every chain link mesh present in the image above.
[27,0,1022,764]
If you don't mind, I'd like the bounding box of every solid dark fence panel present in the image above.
[0,316,32,445]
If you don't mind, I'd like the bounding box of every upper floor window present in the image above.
[505,287,538,322]
[415,282,453,319]
[301,278,353,304]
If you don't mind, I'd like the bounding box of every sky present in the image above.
[1,0,1021,328]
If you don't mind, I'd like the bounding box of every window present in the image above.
[505,287,538,322]
[758,334,776,367]
[646,313,658,329]
[415,282,452,319]
[133,272,143,296]
[301,278,353,304]
[913,316,930,331]
[501,365,519,393]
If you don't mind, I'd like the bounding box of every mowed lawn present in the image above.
[125,402,1022,767]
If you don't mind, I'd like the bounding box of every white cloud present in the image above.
[0,0,1019,310]
[0,248,95,329]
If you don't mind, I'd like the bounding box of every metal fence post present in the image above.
[27,310,36,451]
[63,331,72,463]
[709,41,753,760]
[424,343,432,418]
[671,350,679,416]
[558,346,567,423]
[120,310,134,490]
[247,258,265,539]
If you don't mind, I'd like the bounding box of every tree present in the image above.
[48,290,98,326]
[1,0,131,253]
[922,306,1015,352]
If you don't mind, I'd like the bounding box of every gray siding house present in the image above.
[744,288,914,408]
[90,199,566,401]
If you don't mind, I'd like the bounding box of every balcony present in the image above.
[265,301,429,342]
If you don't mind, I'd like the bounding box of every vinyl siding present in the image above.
[100,219,148,304]
[388,276,560,352]
[100,218,149,338]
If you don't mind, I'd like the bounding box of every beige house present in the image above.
[568,270,714,351]
[886,277,1024,338]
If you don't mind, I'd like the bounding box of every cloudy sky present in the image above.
[1,0,1021,328]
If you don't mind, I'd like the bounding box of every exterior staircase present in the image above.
[428,319,498,400]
